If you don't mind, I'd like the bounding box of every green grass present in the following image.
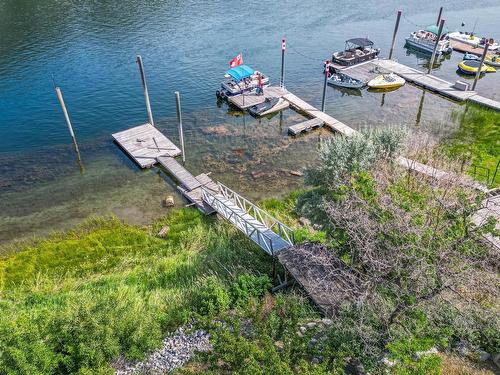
[444,104,500,187]
[0,209,274,374]
[0,192,324,374]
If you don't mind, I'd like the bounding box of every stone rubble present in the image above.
[113,327,211,375]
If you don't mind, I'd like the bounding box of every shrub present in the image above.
[195,276,231,316]
[230,274,271,306]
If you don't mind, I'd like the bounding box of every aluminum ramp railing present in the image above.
[201,183,294,255]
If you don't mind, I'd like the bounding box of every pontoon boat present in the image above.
[405,25,452,55]
[216,65,269,98]
[332,38,380,67]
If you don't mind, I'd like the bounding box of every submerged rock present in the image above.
[162,195,175,207]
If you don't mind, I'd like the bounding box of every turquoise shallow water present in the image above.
[1,0,499,242]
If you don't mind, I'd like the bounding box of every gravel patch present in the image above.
[113,326,211,374]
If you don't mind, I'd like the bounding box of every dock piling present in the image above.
[280,38,286,88]
[472,41,490,91]
[428,19,446,74]
[436,7,443,26]
[136,55,155,127]
[55,86,83,168]
[389,10,402,60]
[321,60,330,112]
[175,91,186,163]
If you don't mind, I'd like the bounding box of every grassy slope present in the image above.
[444,104,500,187]
[0,210,274,374]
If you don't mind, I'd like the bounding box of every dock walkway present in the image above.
[339,59,500,111]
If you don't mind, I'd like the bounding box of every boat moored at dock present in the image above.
[405,25,453,55]
[327,72,365,89]
[367,73,405,90]
[216,65,269,98]
[448,31,499,51]
[332,38,380,67]
[458,59,495,75]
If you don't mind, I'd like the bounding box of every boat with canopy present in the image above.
[216,65,269,98]
[331,38,380,67]
[405,25,453,55]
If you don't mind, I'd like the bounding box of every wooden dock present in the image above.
[450,40,497,58]
[288,118,324,135]
[282,92,359,136]
[157,156,217,214]
[112,123,181,168]
[339,59,500,111]
[228,86,288,110]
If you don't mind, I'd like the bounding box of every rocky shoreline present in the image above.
[113,327,211,374]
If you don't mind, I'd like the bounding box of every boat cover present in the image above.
[345,38,374,47]
[425,24,450,36]
[225,65,255,82]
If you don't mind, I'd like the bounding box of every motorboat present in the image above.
[248,97,284,117]
[485,55,500,67]
[367,73,405,90]
[463,52,500,67]
[332,38,380,67]
[458,60,495,75]
[216,65,269,98]
[463,52,480,60]
[448,31,499,51]
[405,25,453,55]
[327,73,365,89]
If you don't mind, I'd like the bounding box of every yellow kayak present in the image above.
[367,73,405,89]
[458,60,495,75]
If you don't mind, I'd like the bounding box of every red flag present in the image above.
[229,53,243,68]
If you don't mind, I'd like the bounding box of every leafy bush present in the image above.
[230,274,271,306]
[195,276,231,316]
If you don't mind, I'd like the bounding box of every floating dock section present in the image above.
[338,59,500,111]
[112,123,181,168]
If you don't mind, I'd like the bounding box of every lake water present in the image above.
[1,0,500,243]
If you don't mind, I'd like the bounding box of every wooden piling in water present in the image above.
[174,91,186,163]
[136,55,155,127]
[428,19,446,74]
[280,38,286,88]
[55,86,82,166]
[388,10,402,60]
[436,6,443,26]
[472,42,490,91]
[321,60,329,112]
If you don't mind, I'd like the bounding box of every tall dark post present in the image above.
[428,19,445,74]
[280,38,286,88]
[174,91,186,163]
[389,10,402,60]
[321,59,330,112]
[472,41,489,91]
[136,55,155,127]
[436,7,443,26]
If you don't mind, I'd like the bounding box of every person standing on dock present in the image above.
[256,72,264,95]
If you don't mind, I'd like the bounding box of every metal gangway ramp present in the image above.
[201,183,294,255]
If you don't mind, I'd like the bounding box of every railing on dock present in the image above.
[216,183,295,245]
[201,182,294,255]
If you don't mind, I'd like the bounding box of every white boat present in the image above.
[367,73,405,90]
[448,31,499,51]
[405,25,453,55]
[216,65,270,98]
[327,73,365,89]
